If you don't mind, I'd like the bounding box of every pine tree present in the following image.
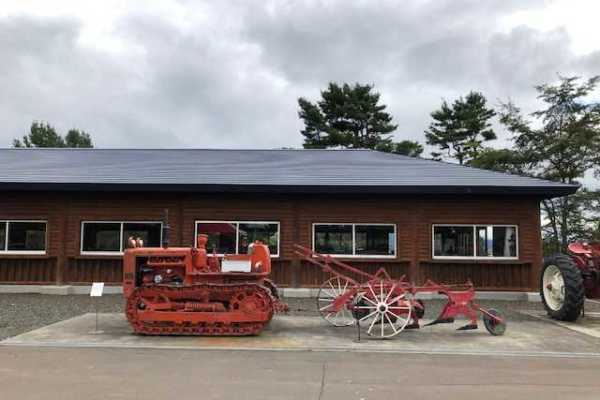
[425,91,496,164]
[13,122,94,148]
[298,82,421,155]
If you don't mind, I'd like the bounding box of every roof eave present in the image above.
[0,182,579,198]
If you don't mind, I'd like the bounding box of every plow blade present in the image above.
[456,324,478,331]
[424,317,454,326]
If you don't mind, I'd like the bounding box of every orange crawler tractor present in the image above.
[123,225,287,336]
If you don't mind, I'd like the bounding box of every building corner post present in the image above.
[530,200,543,292]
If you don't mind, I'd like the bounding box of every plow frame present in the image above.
[294,245,506,338]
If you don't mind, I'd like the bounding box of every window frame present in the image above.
[194,220,280,258]
[312,223,397,258]
[80,221,163,256]
[0,220,48,255]
[431,224,519,260]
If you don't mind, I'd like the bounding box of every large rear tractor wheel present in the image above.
[540,255,584,321]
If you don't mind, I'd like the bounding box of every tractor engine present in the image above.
[123,234,287,336]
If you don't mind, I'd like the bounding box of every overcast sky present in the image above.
[1,0,599,155]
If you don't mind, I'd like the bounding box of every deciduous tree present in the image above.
[496,76,600,252]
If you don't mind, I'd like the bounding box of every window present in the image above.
[433,226,474,257]
[195,221,280,257]
[313,224,396,257]
[314,224,353,255]
[0,221,47,253]
[476,226,518,258]
[433,225,518,259]
[81,222,162,254]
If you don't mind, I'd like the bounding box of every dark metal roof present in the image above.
[0,148,578,197]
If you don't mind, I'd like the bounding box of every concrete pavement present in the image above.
[1,346,599,400]
[4,312,600,357]
[3,309,600,399]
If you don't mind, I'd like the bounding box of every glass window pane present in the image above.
[355,225,395,256]
[493,226,517,257]
[314,225,353,255]
[7,222,46,251]
[476,226,492,257]
[0,222,6,251]
[123,223,162,249]
[196,222,237,254]
[82,223,121,252]
[238,223,279,255]
[433,226,473,257]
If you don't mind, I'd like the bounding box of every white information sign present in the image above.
[90,282,104,297]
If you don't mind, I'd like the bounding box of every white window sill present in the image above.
[199,253,280,259]
[81,251,281,259]
[432,256,519,261]
[80,251,124,256]
[314,254,397,259]
[0,251,46,255]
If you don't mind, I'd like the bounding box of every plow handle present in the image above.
[293,244,376,282]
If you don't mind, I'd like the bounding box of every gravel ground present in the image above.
[1,293,599,341]
[0,294,124,341]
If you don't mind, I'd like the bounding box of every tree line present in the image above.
[13,122,93,148]
[297,77,600,252]
[11,75,600,253]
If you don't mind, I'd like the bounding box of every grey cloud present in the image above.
[0,1,598,153]
[0,16,182,148]
[489,26,575,91]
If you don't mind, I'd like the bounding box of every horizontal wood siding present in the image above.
[271,260,294,287]
[65,258,123,284]
[0,192,543,290]
[0,258,56,283]
[417,261,532,291]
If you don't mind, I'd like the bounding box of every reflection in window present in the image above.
[314,224,353,255]
[195,221,280,256]
[1,221,46,252]
[433,226,474,257]
[196,222,237,254]
[81,222,162,253]
[0,223,5,249]
[82,223,121,252]
[476,226,518,257]
[238,223,279,255]
[435,225,518,259]
[313,224,396,257]
[355,225,395,256]
[123,223,162,250]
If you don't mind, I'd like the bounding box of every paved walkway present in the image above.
[3,312,600,399]
[1,346,599,400]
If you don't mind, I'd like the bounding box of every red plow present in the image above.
[294,245,507,339]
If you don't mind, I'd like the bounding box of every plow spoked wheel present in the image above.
[317,277,355,327]
[483,308,506,336]
[355,280,412,339]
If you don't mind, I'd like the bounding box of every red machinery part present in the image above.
[295,244,507,339]
[123,234,287,336]
[541,241,600,321]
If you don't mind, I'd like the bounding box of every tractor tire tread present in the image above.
[540,254,584,322]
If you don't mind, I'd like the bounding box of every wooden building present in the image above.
[0,148,577,291]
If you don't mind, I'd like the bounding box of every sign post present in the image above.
[90,282,104,334]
